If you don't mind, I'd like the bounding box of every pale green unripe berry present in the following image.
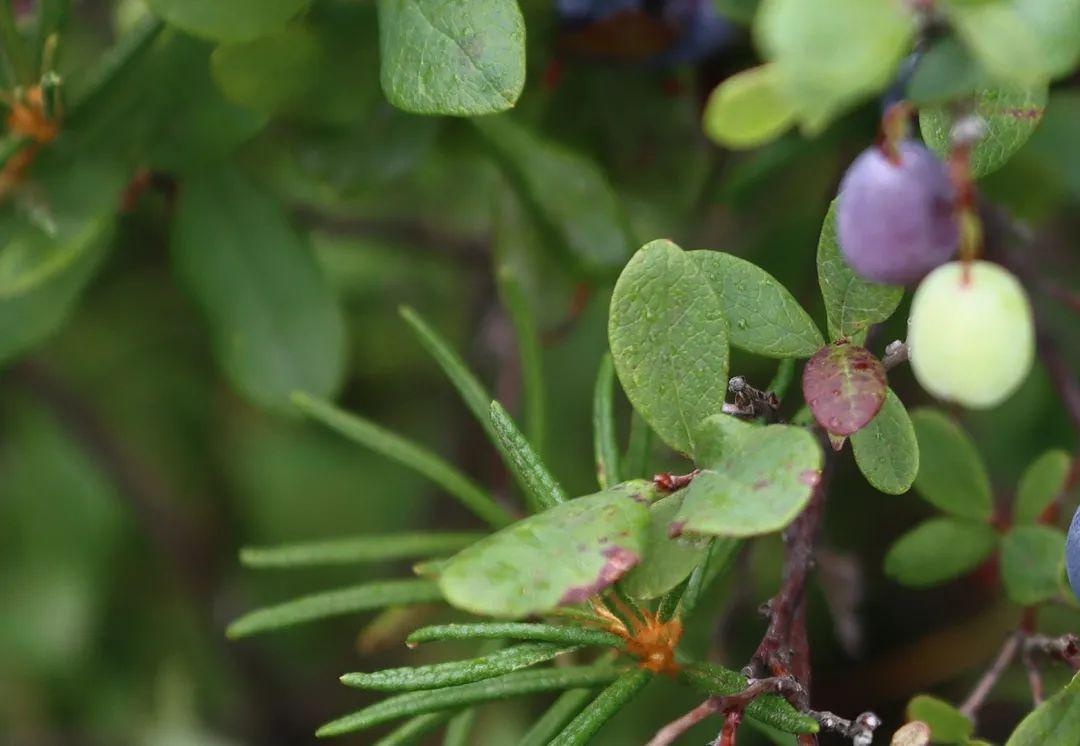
[908,261,1034,409]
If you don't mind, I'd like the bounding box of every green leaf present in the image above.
[473,116,633,277]
[406,623,625,649]
[755,0,913,131]
[0,154,123,363]
[342,643,572,691]
[906,695,973,743]
[690,250,823,358]
[1000,525,1065,605]
[210,24,319,113]
[593,354,621,490]
[292,394,513,528]
[145,0,310,42]
[141,35,269,173]
[1013,0,1080,79]
[490,400,567,512]
[1014,449,1072,524]
[496,265,545,455]
[801,341,887,436]
[816,201,903,343]
[374,713,455,746]
[520,689,596,746]
[620,492,712,599]
[910,409,993,521]
[376,0,524,115]
[0,156,125,299]
[884,518,997,587]
[171,167,345,410]
[437,482,653,617]
[920,84,1048,178]
[677,538,741,619]
[1006,671,1080,745]
[624,412,654,480]
[316,665,626,737]
[399,307,494,438]
[226,579,443,638]
[0,232,110,363]
[948,0,1080,87]
[548,669,651,746]
[702,64,796,150]
[680,661,820,734]
[622,492,712,604]
[443,709,476,746]
[907,37,990,106]
[674,415,823,538]
[851,389,919,495]
[609,240,730,456]
[239,532,485,568]
[402,309,569,511]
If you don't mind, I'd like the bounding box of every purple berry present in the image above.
[836,140,958,285]
[1068,506,1080,601]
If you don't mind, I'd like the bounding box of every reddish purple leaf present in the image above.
[802,341,887,436]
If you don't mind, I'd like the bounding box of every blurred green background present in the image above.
[2,0,1079,744]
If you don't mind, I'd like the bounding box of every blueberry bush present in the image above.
[2,0,1080,745]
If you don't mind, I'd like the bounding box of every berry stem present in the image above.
[877,101,913,163]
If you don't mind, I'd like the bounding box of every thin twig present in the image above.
[645,677,804,746]
[958,632,1022,719]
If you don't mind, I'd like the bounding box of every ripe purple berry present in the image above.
[1069,506,1080,601]
[837,140,958,285]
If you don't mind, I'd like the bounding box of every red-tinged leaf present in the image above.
[802,341,887,436]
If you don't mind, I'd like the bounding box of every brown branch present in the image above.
[959,632,1022,720]
[651,445,879,745]
[745,458,831,688]
[645,677,804,746]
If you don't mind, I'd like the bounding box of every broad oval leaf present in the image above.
[172,167,346,410]
[851,389,919,495]
[1014,0,1080,80]
[816,201,903,343]
[1015,449,1072,524]
[620,492,712,600]
[437,482,653,618]
[0,154,125,363]
[609,240,730,456]
[883,517,997,587]
[949,0,1080,88]
[0,156,125,300]
[907,37,989,106]
[910,409,993,521]
[702,64,796,149]
[210,25,320,113]
[674,415,823,538]
[1000,525,1065,605]
[145,0,311,42]
[921,84,1048,178]
[0,225,113,364]
[377,0,525,116]
[755,0,913,132]
[802,341,887,436]
[690,250,823,358]
[1006,671,1080,745]
[905,695,973,743]
[474,116,633,277]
